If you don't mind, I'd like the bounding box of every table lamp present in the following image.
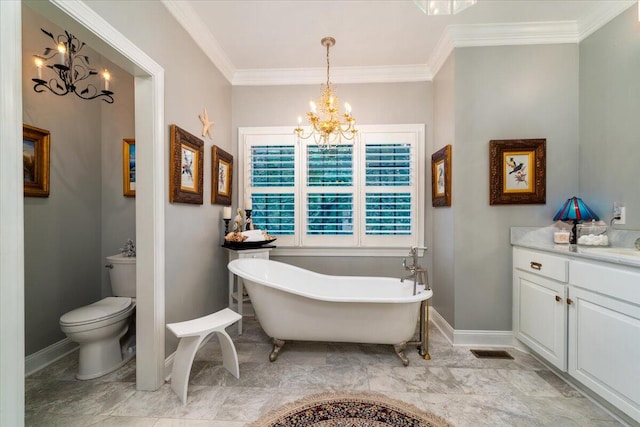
[553,196,599,244]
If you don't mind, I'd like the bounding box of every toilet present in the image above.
[59,254,136,380]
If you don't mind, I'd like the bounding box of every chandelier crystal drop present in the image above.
[32,28,114,103]
[294,37,357,148]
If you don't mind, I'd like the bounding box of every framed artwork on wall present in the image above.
[489,138,546,205]
[211,145,233,206]
[23,124,50,197]
[431,144,451,207]
[122,138,135,197]
[169,124,204,204]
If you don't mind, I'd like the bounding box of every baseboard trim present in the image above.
[429,306,455,345]
[164,351,175,382]
[429,307,526,350]
[25,338,78,376]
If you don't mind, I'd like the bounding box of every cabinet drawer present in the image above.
[514,247,568,282]
[570,260,640,306]
[237,251,269,260]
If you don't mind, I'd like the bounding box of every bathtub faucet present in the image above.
[401,247,430,295]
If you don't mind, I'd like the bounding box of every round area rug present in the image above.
[245,391,454,427]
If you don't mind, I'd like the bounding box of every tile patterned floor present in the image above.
[26,318,622,426]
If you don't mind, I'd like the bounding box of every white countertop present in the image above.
[511,226,640,269]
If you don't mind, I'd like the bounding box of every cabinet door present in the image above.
[514,270,568,370]
[568,287,640,423]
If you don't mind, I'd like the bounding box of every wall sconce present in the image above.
[32,28,114,104]
[553,196,599,244]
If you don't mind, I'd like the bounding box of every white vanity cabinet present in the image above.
[568,260,640,423]
[513,245,640,424]
[513,247,569,370]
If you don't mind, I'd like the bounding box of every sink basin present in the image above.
[579,247,640,259]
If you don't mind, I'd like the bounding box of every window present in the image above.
[239,125,425,255]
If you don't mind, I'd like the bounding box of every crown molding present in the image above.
[232,64,432,86]
[448,21,579,47]
[429,20,579,78]
[578,0,636,41]
[160,0,235,83]
[163,0,634,86]
[428,28,456,80]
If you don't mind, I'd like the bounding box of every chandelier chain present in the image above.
[294,36,357,148]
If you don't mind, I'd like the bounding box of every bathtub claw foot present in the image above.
[394,342,410,366]
[269,339,285,362]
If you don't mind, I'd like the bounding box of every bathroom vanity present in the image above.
[511,227,640,424]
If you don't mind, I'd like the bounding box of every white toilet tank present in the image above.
[106,254,136,297]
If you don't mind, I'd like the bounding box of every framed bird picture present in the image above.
[169,124,204,204]
[489,139,546,205]
[431,144,451,207]
[211,145,232,206]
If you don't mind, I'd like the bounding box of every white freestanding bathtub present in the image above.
[227,258,433,365]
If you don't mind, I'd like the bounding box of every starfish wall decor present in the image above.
[198,108,215,139]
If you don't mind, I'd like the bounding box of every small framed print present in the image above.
[489,139,546,205]
[169,124,204,204]
[431,144,451,207]
[211,145,233,206]
[122,138,135,197]
[23,124,50,197]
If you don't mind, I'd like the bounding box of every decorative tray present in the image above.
[222,238,277,249]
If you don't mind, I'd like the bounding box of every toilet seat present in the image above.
[60,297,133,327]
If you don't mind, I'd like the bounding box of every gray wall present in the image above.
[579,5,640,229]
[232,83,434,278]
[84,0,233,356]
[432,54,456,324]
[101,57,136,297]
[432,44,580,330]
[22,5,134,355]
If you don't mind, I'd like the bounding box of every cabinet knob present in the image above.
[567,298,574,305]
[555,295,562,302]
[530,261,542,270]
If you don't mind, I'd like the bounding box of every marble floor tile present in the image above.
[153,420,245,427]
[25,413,160,427]
[534,370,584,398]
[523,396,621,426]
[25,379,135,416]
[421,393,542,427]
[108,384,228,419]
[278,364,370,391]
[495,368,563,397]
[368,365,464,394]
[212,386,279,422]
[276,341,328,365]
[24,317,624,426]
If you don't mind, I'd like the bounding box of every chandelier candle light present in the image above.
[294,37,357,147]
[32,28,114,103]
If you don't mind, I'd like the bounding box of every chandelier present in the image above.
[294,37,357,147]
[414,0,477,15]
[32,28,114,103]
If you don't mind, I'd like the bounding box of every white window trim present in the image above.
[238,124,425,257]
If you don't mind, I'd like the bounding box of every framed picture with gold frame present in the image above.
[23,124,50,197]
[211,145,233,206]
[122,138,135,197]
[169,124,204,204]
[431,144,451,207]
[489,139,546,205]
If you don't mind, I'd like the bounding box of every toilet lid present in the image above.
[60,297,132,326]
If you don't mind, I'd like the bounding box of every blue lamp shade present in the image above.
[553,196,599,222]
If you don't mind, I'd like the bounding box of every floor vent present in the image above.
[470,349,514,359]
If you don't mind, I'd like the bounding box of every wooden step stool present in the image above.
[166,308,241,404]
